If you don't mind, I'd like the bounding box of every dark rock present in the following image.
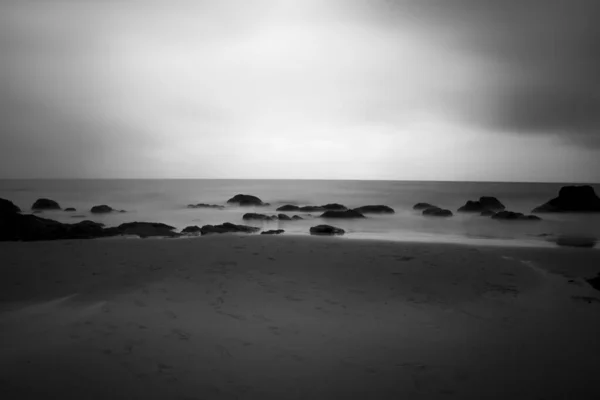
[70,215,86,218]
[64,208,76,212]
[292,215,303,220]
[413,203,436,210]
[480,210,496,216]
[422,207,453,217]
[200,222,260,235]
[90,205,114,214]
[457,197,505,213]
[491,211,542,221]
[587,274,600,292]
[532,185,600,213]
[0,198,21,214]
[261,229,285,235]
[299,205,326,212]
[119,210,127,213]
[276,204,300,211]
[277,214,292,221]
[242,213,275,221]
[67,220,106,238]
[553,236,597,248]
[354,205,395,214]
[182,225,202,233]
[226,194,266,206]
[31,198,61,210]
[320,210,365,219]
[309,225,345,236]
[187,203,224,209]
[115,222,179,238]
[321,203,348,211]
[33,210,43,214]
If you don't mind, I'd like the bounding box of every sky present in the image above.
[1,0,599,182]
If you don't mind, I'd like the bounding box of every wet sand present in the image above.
[1,235,600,399]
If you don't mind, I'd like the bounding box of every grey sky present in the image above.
[1,0,599,181]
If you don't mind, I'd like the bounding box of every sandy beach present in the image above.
[1,235,600,399]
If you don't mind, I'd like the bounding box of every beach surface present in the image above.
[1,235,600,399]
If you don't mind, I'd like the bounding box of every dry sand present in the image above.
[1,235,600,399]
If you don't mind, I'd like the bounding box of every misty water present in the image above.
[1,179,599,247]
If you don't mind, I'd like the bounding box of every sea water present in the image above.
[1,179,599,247]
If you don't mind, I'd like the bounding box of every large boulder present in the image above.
[422,207,453,217]
[491,211,541,221]
[90,205,114,214]
[67,220,107,238]
[243,213,276,221]
[309,225,345,236]
[321,203,348,211]
[457,197,505,213]
[299,205,326,212]
[292,215,303,220]
[31,198,61,210]
[276,204,300,212]
[113,222,179,238]
[413,203,436,210]
[226,194,267,206]
[187,203,224,209]
[320,210,365,219]
[278,214,292,221]
[354,205,395,214]
[261,229,285,235]
[200,222,260,235]
[587,273,600,292]
[1,198,21,214]
[553,236,597,248]
[532,185,600,213]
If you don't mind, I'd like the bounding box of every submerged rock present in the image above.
[64,207,76,212]
[422,207,453,217]
[187,203,224,209]
[200,222,260,235]
[31,198,61,210]
[413,203,436,211]
[587,273,600,292]
[299,205,326,212]
[1,198,21,214]
[457,197,505,213]
[320,210,365,219]
[480,210,496,217]
[553,236,597,248]
[226,194,267,206]
[277,214,292,221]
[309,225,345,236]
[354,205,395,214]
[261,229,285,235]
[491,211,541,221]
[292,215,303,220]
[90,205,114,214]
[114,222,179,238]
[242,213,276,221]
[321,203,348,211]
[532,185,600,213]
[276,204,300,212]
[181,225,202,234]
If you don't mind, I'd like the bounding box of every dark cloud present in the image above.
[345,0,600,146]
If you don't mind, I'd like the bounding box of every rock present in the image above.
[422,207,453,217]
[553,236,597,248]
[67,220,106,238]
[292,215,303,220]
[70,215,86,218]
[532,185,600,213]
[491,211,542,221]
[321,203,348,211]
[320,210,365,219]
[226,194,266,206]
[587,274,600,292]
[413,203,436,210]
[354,205,395,214]
[242,213,275,221]
[200,222,261,235]
[31,198,61,210]
[0,198,21,214]
[276,204,300,212]
[64,208,76,212]
[90,205,114,214]
[119,210,127,213]
[261,229,285,235]
[480,210,496,216]
[187,203,224,209]
[277,214,292,221]
[115,222,179,238]
[182,225,202,233]
[457,197,505,213]
[309,225,345,236]
[299,206,326,212]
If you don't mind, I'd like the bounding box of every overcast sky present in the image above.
[1,0,599,181]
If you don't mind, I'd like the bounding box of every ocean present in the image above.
[1,179,599,247]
